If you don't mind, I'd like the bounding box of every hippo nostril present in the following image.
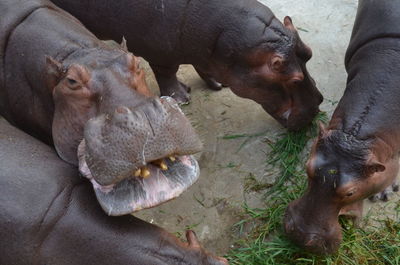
[115,106,130,114]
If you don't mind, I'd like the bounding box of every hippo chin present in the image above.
[284,0,400,254]
[0,0,202,216]
[51,0,323,130]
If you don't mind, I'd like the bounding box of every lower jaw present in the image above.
[79,152,200,216]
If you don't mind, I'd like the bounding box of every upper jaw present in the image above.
[83,96,203,186]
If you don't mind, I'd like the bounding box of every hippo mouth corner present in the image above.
[78,140,199,216]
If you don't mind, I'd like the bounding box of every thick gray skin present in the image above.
[284,0,400,254]
[0,119,228,265]
[51,0,323,130]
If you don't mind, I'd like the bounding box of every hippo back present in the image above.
[334,0,400,141]
[345,0,400,66]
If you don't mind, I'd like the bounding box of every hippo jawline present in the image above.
[77,140,200,216]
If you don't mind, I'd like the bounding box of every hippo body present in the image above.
[284,0,400,254]
[51,0,323,130]
[0,118,227,265]
[0,0,203,216]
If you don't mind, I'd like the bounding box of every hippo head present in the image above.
[208,16,322,130]
[284,124,398,254]
[46,45,202,215]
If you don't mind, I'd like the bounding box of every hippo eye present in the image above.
[67,78,77,85]
[346,191,354,197]
[345,188,357,197]
[66,78,80,89]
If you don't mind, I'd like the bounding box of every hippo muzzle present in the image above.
[284,199,342,255]
[78,97,203,215]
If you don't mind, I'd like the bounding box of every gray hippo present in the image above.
[284,0,400,254]
[0,0,203,216]
[0,118,228,265]
[51,0,323,130]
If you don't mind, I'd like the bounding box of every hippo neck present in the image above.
[180,0,276,68]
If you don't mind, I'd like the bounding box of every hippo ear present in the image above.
[46,56,62,76]
[365,157,386,175]
[120,37,128,52]
[271,55,285,72]
[45,56,63,89]
[283,16,296,32]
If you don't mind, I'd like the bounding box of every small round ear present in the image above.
[283,16,296,31]
[123,53,140,73]
[271,55,284,72]
[120,36,128,52]
[365,160,386,175]
[45,56,63,90]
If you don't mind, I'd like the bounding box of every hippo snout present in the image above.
[284,202,341,255]
[78,96,203,215]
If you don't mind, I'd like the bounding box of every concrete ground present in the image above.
[133,0,399,256]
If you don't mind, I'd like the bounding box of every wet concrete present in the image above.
[133,0,383,256]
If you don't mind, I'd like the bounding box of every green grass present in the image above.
[227,112,400,265]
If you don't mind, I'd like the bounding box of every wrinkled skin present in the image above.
[284,0,400,254]
[0,118,228,265]
[51,0,323,130]
[0,0,202,216]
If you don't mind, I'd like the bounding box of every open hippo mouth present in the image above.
[77,97,203,216]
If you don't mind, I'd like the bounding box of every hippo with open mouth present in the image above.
[51,0,323,130]
[284,0,400,254]
[0,0,202,216]
[0,118,228,265]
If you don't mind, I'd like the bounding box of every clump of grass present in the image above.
[227,112,400,265]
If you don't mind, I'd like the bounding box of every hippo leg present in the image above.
[150,64,191,104]
[339,200,364,226]
[369,178,400,202]
[194,67,224,91]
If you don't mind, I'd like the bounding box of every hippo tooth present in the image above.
[140,167,151,178]
[153,159,168,171]
[133,168,141,177]
[168,156,176,162]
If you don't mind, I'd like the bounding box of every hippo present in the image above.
[0,118,228,265]
[284,0,400,254]
[0,0,203,216]
[50,0,323,130]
